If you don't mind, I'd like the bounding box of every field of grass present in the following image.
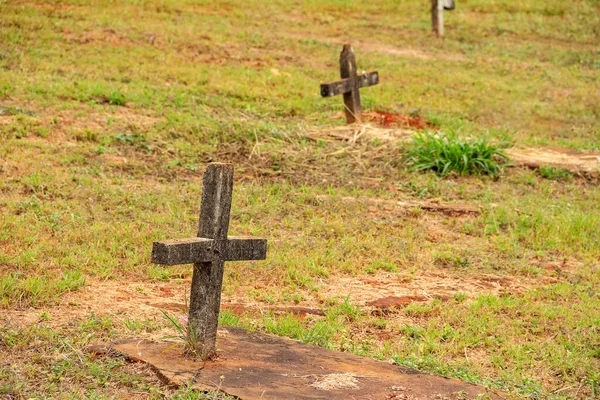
[1,0,599,398]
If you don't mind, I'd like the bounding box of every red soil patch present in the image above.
[363,111,433,129]
[366,295,450,315]
[367,295,427,316]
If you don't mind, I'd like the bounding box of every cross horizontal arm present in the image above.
[320,71,379,97]
[225,237,268,262]
[152,237,267,266]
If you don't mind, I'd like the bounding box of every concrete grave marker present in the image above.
[90,163,504,399]
[152,163,267,360]
[320,44,379,124]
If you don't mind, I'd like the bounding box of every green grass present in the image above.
[0,0,598,149]
[160,310,206,359]
[405,131,511,176]
[0,270,86,308]
[538,165,574,181]
[0,313,236,399]
[1,140,599,397]
[0,0,599,398]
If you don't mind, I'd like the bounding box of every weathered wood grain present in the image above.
[189,163,233,359]
[320,71,379,97]
[152,163,268,360]
[224,237,267,261]
[198,163,233,240]
[340,44,361,123]
[152,237,213,266]
[152,237,267,265]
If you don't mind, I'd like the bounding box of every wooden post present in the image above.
[432,0,444,37]
[340,45,361,124]
[152,163,267,360]
[188,163,232,359]
[320,45,379,125]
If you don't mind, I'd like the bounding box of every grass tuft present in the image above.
[538,165,573,181]
[160,310,202,359]
[405,132,511,177]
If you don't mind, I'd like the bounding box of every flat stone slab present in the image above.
[90,326,502,400]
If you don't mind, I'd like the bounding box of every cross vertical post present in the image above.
[188,163,233,359]
[432,0,455,37]
[432,0,444,37]
[151,163,267,360]
[340,45,361,124]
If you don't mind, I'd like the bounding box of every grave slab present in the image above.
[90,326,503,400]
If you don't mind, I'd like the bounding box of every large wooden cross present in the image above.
[320,44,379,124]
[151,163,267,360]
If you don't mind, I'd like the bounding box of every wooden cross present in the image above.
[151,163,267,360]
[320,44,379,124]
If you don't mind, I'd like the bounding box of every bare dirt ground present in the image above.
[3,260,568,331]
[506,147,600,175]
[0,103,160,143]
[281,31,468,62]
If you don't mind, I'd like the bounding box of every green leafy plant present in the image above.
[160,310,200,358]
[405,131,511,177]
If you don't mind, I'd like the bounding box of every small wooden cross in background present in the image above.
[152,163,267,360]
[432,0,455,37]
[320,44,379,124]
